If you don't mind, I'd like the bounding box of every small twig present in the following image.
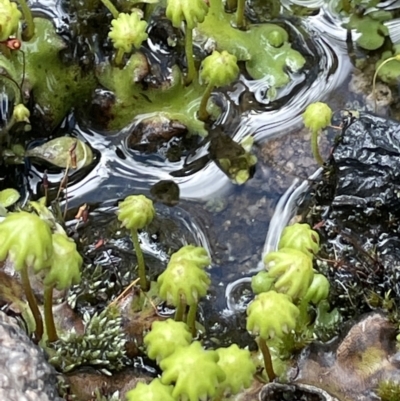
[74,203,88,230]
[108,277,140,308]
[42,170,48,205]
[69,141,78,169]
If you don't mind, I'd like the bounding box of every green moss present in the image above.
[377,380,400,401]
[48,306,127,373]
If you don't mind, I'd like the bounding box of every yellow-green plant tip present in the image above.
[0,211,53,272]
[108,11,148,53]
[144,319,192,362]
[157,258,210,306]
[12,104,30,123]
[170,245,210,269]
[246,291,299,340]
[251,271,274,295]
[166,0,209,29]
[278,223,320,258]
[0,0,21,41]
[304,273,330,305]
[200,50,239,88]
[265,248,314,301]
[160,341,226,401]
[0,188,20,208]
[216,344,256,395]
[126,378,175,401]
[117,194,155,230]
[44,233,82,290]
[302,102,333,133]
[267,29,285,47]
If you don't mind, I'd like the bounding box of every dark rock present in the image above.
[0,311,62,401]
[332,112,400,210]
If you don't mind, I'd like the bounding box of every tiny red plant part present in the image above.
[0,38,21,50]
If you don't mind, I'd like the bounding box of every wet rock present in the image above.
[127,115,187,153]
[0,311,62,401]
[65,367,152,401]
[260,382,339,401]
[332,112,400,210]
[26,137,94,169]
[150,180,180,206]
[306,111,400,318]
[259,126,329,179]
[0,259,65,306]
[295,313,400,401]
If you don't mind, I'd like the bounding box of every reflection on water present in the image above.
[26,2,356,314]
[59,8,352,207]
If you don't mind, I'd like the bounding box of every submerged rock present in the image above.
[0,311,62,401]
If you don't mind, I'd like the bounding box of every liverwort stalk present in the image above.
[17,0,34,40]
[158,245,210,333]
[226,0,237,12]
[0,211,53,341]
[44,232,82,342]
[247,291,300,381]
[117,194,155,291]
[108,10,148,66]
[199,50,239,121]
[373,54,400,112]
[297,273,330,328]
[166,0,209,85]
[99,0,119,18]
[236,0,246,29]
[302,102,333,166]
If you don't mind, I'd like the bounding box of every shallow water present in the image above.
[22,0,363,321]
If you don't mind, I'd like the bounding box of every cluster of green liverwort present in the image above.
[0,189,336,400]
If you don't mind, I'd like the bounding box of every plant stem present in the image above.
[186,303,197,336]
[99,0,119,18]
[311,129,324,166]
[0,44,10,58]
[184,26,196,85]
[114,48,125,66]
[198,82,214,121]
[44,285,58,342]
[18,0,35,41]
[175,300,185,322]
[372,55,400,113]
[21,267,43,341]
[130,228,148,291]
[236,0,246,29]
[258,337,276,382]
[297,298,310,329]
